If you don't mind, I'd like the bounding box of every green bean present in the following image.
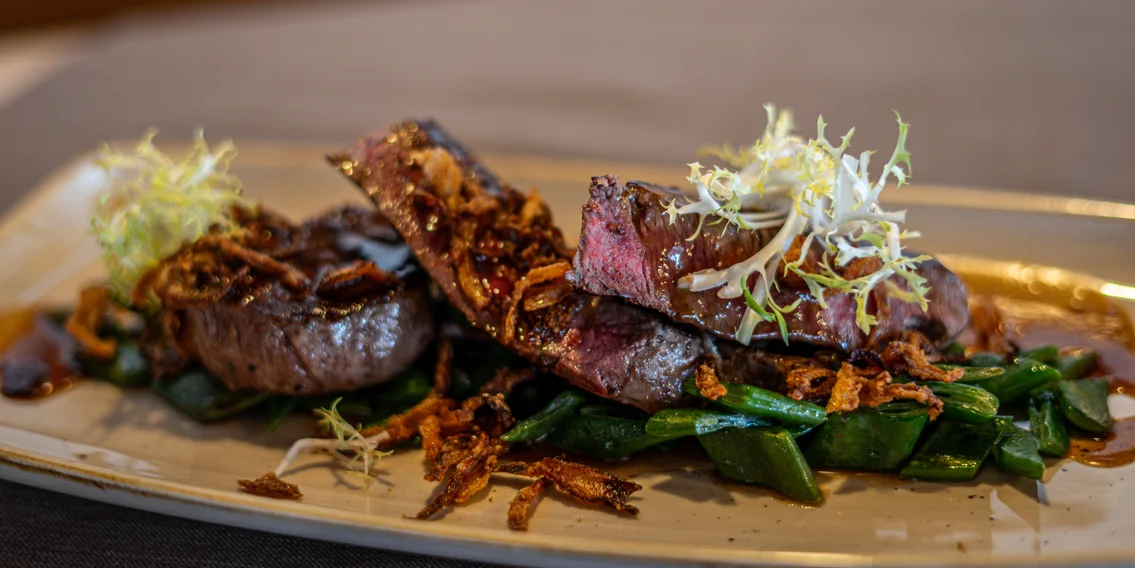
[101,342,151,388]
[267,396,298,432]
[1057,349,1098,381]
[967,352,1008,368]
[785,423,820,438]
[507,379,565,419]
[450,341,523,399]
[547,410,672,460]
[942,342,967,358]
[935,364,1006,381]
[1018,345,1059,366]
[645,409,769,439]
[372,367,432,414]
[334,398,373,420]
[993,420,1045,480]
[501,390,588,443]
[682,378,826,426]
[288,367,431,427]
[921,381,999,424]
[578,402,650,420]
[803,401,928,471]
[698,427,823,503]
[1028,389,1071,457]
[153,369,270,422]
[960,358,1060,405]
[1056,379,1113,434]
[899,419,1003,481]
[298,394,372,420]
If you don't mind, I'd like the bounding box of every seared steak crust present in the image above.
[185,284,432,394]
[176,207,433,394]
[568,176,969,351]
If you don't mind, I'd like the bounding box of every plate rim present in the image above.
[0,437,1119,568]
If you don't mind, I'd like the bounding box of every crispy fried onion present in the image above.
[479,367,536,396]
[378,389,520,521]
[881,335,963,383]
[139,209,403,312]
[407,147,571,336]
[274,374,637,530]
[417,431,510,520]
[785,337,948,418]
[276,388,515,482]
[412,148,466,212]
[356,390,516,450]
[432,338,454,394]
[134,209,405,377]
[507,478,551,531]
[778,234,882,288]
[693,362,727,400]
[496,458,642,530]
[362,393,456,444]
[968,296,1014,356]
[415,149,504,312]
[502,260,572,344]
[237,472,303,500]
[65,286,118,360]
[784,361,839,403]
[778,235,822,288]
[314,260,400,299]
[452,221,494,311]
[143,234,310,310]
[825,363,942,420]
[137,308,193,378]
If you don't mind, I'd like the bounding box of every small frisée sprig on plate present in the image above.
[91,129,249,303]
[274,398,392,484]
[667,105,929,345]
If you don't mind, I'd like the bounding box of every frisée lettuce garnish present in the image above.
[274,398,393,483]
[91,129,249,303]
[667,105,929,344]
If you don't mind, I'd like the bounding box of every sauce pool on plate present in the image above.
[1071,417,1135,468]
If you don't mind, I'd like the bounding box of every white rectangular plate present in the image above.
[2,143,1134,568]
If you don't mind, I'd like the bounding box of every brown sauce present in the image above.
[991,294,1135,373]
[984,295,1135,469]
[1110,376,1135,399]
[0,309,36,353]
[0,311,79,399]
[1070,417,1135,468]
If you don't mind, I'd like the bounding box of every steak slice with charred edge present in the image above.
[178,207,434,394]
[568,176,970,351]
[185,284,433,394]
[329,121,713,412]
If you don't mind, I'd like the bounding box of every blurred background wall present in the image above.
[0,0,277,31]
[0,0,1132,214]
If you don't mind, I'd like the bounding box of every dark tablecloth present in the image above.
[0,479,499,568]
[1,1,1134,566]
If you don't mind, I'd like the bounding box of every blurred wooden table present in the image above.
[0,28,84,112]
[0,0,1133,219]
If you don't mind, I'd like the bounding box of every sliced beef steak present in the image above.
[329,121,705,412]
[171,207,434,394]
[185,284,432,394]
[568,176,969,351]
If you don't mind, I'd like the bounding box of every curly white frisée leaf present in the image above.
[90,129,249,303]
[274,398,393,484]
[671,105,930,344]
